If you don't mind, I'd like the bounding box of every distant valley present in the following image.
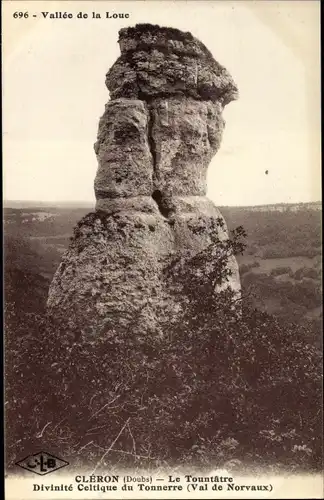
[4,201,322,335]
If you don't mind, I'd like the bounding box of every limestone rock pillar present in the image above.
[47,24,241,336]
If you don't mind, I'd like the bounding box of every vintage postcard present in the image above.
[3,0,322,498]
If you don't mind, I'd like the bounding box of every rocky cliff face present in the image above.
[47,24,241,337]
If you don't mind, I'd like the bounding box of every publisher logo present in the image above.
[16,451,69,475]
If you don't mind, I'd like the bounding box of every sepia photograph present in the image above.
[3,0,322,498]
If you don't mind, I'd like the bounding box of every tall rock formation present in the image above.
[47,24,241,337]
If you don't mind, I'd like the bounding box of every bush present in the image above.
[240,261,260,275]
[294,267,319,281]
[270,266,292,277]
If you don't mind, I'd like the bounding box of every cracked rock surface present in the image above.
[47,24,241,336]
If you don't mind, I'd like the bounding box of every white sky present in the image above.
[2,0,321,206]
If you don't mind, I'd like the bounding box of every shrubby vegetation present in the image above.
[242,271,322,333]
[270,266,293,277]
[5,221,322,474]
[293,267,319,281]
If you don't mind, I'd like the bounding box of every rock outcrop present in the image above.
[47,24,241,337]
